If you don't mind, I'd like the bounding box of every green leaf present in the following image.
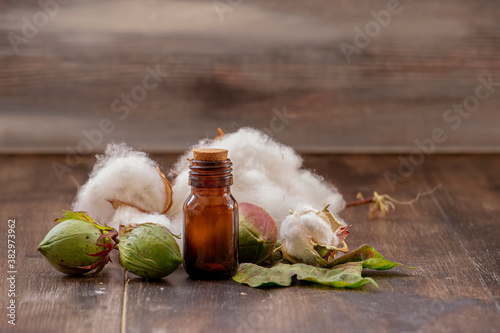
[233,262,377,288]
[232,244,413,288]
[325,244,415,270]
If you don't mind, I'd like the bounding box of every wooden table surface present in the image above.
[1,154,499,333]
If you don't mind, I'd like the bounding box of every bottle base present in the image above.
[183,262,238,280]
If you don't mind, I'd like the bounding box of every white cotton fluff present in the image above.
[280,206,344,265]
[73,143,167,225]
[168,128,345,236]
[109,205,182,250]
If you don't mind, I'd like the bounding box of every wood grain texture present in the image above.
[0,155,124,333]
[2,154,498,333]
[1,0,500,153]
[423,156,500,309]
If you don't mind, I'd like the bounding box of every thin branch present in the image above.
[345,184,442,218]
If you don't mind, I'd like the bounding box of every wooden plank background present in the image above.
[1,154,499,332]
[0,0,499,154]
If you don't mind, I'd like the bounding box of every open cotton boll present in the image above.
[109,205,182,251]
[280,206,348,266]
[73,143,169,225]
[168,127,345,233]
[290,208,339,245]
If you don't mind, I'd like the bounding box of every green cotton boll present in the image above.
[38,219,105,275]
[118,223,182,279]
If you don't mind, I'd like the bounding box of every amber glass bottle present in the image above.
[183,148,239,280]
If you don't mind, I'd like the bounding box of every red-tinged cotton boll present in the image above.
[238,202,278,264]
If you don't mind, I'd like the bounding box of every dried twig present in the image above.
[346,184,442,218]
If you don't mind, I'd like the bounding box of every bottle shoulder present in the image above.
[184,192,238,209]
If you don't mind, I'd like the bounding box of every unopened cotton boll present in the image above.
[73,143,171,225]
[168,128,345,234]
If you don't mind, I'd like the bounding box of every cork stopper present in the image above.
[193,148,228,161]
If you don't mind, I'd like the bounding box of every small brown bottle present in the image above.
[183,148,239,279]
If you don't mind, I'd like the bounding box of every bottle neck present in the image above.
[190,187,231,197]
[188,159,233,188]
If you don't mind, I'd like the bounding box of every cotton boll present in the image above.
[109,205,182,251]
[73,143,170,225]
[168,128,345,235]
[299,211,338,246]
[281,224,318,265]
[280,206,348,266]
[282,208,341,247]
